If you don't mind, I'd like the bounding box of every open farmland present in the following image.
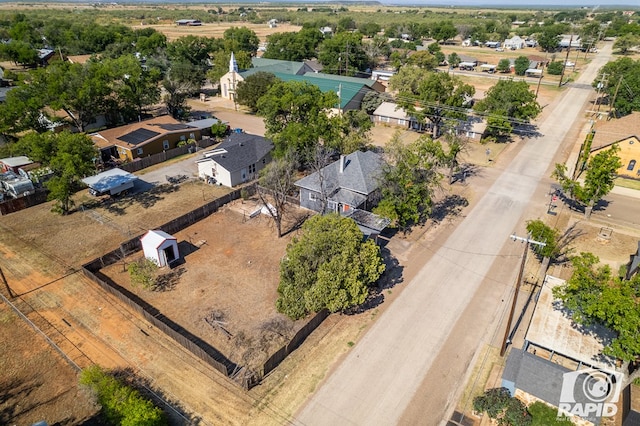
[144,22,303,43]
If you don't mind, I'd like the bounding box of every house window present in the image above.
[398,119,406,126]
[262,158,266,164]
[327,200,338,211]
[628,160,636,171]
[137,148,143,155]
[189,132,195,140]
[163,140,170,150]
[249,164,256,174]
[380,116,390,123]
[309,193,318,201]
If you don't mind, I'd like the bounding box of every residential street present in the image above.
[295,43,614,426]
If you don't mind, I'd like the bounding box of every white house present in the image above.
[503,35,526,50]
[372,102,411,127]
[141,230,179,267]
[196,133,273,187]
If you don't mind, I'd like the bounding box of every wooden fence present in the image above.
[0,190,48,216]
[81,185,327,390]
[119,138,217,174]
[261,309,329,377]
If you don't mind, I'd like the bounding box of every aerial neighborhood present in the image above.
[1,2,640,425]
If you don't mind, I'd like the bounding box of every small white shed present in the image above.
[141,230,179,267]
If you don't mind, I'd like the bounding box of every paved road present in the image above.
[295,43,613,426]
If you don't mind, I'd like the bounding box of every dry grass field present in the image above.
[143,22,303,43]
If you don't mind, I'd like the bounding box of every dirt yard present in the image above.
[100,198,308,371]
[0,304,99,425]
[0,177,231,266]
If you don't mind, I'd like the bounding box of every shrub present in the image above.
[547,61,564,75]
[80,365,167,426]
[128,258,158,289]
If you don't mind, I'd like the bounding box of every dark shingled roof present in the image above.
[206,133,273,173]
[504,348,610,425]
[295,150,384,197]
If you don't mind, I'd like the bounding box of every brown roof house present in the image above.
[589,112,640,179]
[90,116,202,162]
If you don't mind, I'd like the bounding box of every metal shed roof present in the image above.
[81,168,137,192]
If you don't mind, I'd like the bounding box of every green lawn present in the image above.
[615,177,640,191]
[528,401,573,425]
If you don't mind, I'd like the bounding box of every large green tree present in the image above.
[318,32,370,76]
[613,34,640,55]
[552,145,622,216]
[235,72,279,113]
[263,28,323,62]
[41,61,113,132]
[256,80,340,159]
[395,71,475,138]
[553,253,640,387]
[474,79,541,137]
[374,133,444,231]
[15,131,97,214]
[595,58,640,116]
[514,55,530,76]
[276,214,385,319]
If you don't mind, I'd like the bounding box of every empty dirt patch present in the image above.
[100,199,310,371]
[0,303,99,425]
[0,179,232,266]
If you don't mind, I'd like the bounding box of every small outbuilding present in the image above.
[141,230,179,267]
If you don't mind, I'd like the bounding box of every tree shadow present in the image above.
[281,210,311,238]
[0,378,39,424]
[593,198,611,212]
[449,163,482,185]
[153,266,185,292]
[553,222,586,265]
[513,123,542,139]
[430,194,469,224]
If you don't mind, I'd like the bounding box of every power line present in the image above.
[500,233,546,357]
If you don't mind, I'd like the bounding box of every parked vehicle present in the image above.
[0,171,35,198]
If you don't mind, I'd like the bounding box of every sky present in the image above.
[388,0,638,5]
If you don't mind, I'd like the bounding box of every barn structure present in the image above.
[141,230,179,267]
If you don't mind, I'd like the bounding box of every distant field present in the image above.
[143,22,302,43]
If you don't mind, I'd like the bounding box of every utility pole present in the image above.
[500,234,546,357]
[535,64,544,100]
[558,34,573,88]
[609,76,623,118]
[595,73,608,115]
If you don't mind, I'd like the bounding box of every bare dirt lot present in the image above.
[0,177,231,266]
[0,304,99,425]
[100,198,308,371]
